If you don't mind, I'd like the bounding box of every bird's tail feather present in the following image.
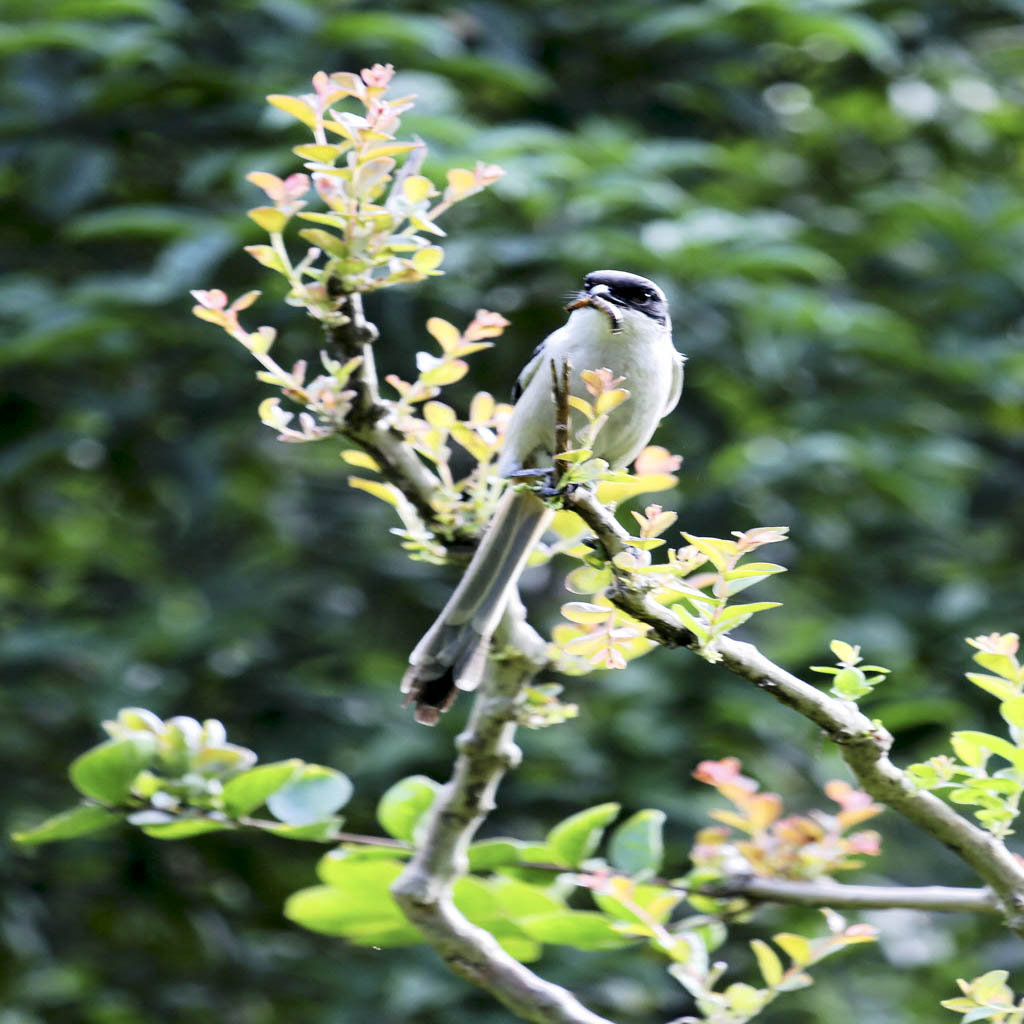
[402,489,553,723]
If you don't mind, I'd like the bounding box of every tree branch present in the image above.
[391,597,615,1024]
[325,293,445,529]
[698,876,1000,915]
[562,486,1024,935]
[321,294,608,1020]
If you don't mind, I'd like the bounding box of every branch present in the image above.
[699,876,1000,915]
[325,293,445,529]
[320,296,611,1019]
[562,487,1024,934]
[391,597,615,1024]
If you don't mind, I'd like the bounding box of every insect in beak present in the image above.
[564,291,624,334]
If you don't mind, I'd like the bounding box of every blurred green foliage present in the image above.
[4,1,1024,1021]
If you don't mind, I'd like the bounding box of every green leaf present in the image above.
[13,804,120,845]
[564,566,613,595]
[452,875,499,924]
[142,818,232,840]
[348,476,401,507]
[335,843,412,861]
[554,448,595,464]
[297,228,348,258]
[1000,697,1024,728]
[723,563,786,579]
[244,244,287,273]
[546,802,620,867]
[293,143,348,163]
[517,911,635,951]
[972,652,1019,681]
[592,884,681,926]
[724,982,765,1015]
[221,759,303,817]
[247,206,288,233]
[561,602,612,625]
[297,857,422,945]
[972,970,1012,1003]
[680,533,735,572]
[668,603,711,644]
[953,731,1024,771]
[608,809,665,876]
[773,931,812,966]
[966,673,1020,701]
[69,735,157,805]
[491,878,566,920]
[906,763,939,789]
[266,93,318,127]
[264,819,341,841]
[266,765,353,826]
[751,938,784,987]
[830,639,859,663]
[831,666,873,700]
[467,838,524,871]
[376,775,441,841]
[411,246,444,273]
[713,601,782,630]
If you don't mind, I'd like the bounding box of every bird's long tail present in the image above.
[401,488,553,724]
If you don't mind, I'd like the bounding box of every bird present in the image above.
[401,270,685,724]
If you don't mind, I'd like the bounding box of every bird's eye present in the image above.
[640,289,655,302]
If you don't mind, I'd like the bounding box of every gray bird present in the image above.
[402,270,685,723]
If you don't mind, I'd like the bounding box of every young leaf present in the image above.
[287,858,423,946]
[772,932,812,966]
[592,883,681,926]
[546,802,620,867]
[142,818,233,840]
[221,759,303,817]
[561,602,612,625]
[425,317,460,352]
[248,206,289,233]
[516,911,635,951]
[490,877,566,919]
[751,938,784,987]
[608,809,666,876]
[13,804,120,846]
[266,765,353,826]
[830,639,859,663]
[966,673,1020,701]
[69,736,157,805]
[266,94,318,128]
[376,775,441,842]
[466,838,524,872]
[999,696,1024,728]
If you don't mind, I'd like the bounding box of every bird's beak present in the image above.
[564,285,624,333]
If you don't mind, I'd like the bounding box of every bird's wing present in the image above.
[511,339,548,403]
[663,350,686,418]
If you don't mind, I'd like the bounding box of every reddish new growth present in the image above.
[691,758,883,881]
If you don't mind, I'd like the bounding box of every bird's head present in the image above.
[565,270,669,334]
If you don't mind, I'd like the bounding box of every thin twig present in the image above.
[696,876,1000,915]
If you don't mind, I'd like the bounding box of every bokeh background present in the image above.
[4,1,1024,1021]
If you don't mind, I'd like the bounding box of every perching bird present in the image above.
[402,270,685,723]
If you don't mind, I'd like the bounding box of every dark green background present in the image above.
[4,1,1024,1021]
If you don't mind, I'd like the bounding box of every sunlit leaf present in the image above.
[13,804,121,846]
[69,736,156,805]
[377,775,441,842]
[266,94,318,127]
[266,765,353,826]
[547,802,620,867]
